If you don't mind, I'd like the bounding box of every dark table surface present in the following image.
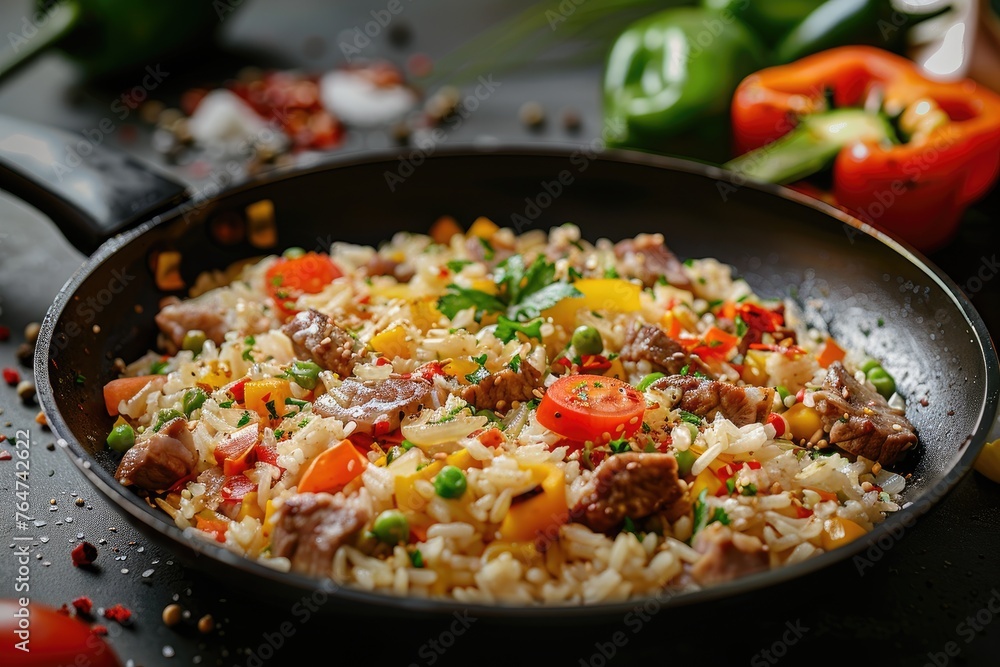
[2,2,1000,666]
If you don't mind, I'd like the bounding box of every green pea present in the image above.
[860,358,881,374]
[181,330,207,354]
[285,360,322,390]
[182,388,208,417]
[637,372,665,392]
[571,325,603,356]
[866,367,896,399]
[283,247,306,259]
[674,449,697,477]
[106,423,135,453]
[401,439,417,451]
[372,509,410,545]
[153,409,183,432]
[434,465,468,499]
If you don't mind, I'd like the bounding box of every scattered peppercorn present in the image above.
[197,614,215,634]
[562,108,582,132]
[71,541,98,567]
[16,381,35,404]
[2,368,20,386]
[75,497,85,507]
[15,343,33,367]
[519,101,546,129]
[24,322,41,344]
[162,603,182,627]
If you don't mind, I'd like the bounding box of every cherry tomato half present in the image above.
[536,375,645,444]
[0,600,122,667]
[265,252,342,319]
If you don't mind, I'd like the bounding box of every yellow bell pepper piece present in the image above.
[244,378,294,421]
[740,350,769,386]
[467,216,499,239]
[470,279,499,295]
[262,499,277,541]
[238,491,264,522]
[690,467,722,498]
[821,517,867,550]
[394,461,444,513]
[369,282,413,300]
[199,361,232,389]
[443,357,481,383]
[784,403,824,442]
[411,298,443,332]
[975,439,1000,483]
[542,279,641,331]
[445,448,480,470]
[603,358,627,380]
[369,325,414,360]
[499,463,568,543]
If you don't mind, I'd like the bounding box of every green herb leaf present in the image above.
[265,399,279,420]
[446,259,473,273]
[508,354,522,373]
[710,507,731,526]
[150,360,170,375]
[742,483,758,497]
[509,282,581,320]
[679,410,702,426]
[608,438,631,455]
[735,315,749,338]
[436,285,506,321]
[726,477,736,494]
[409,549,425,568]
[219,400,234,409]
[478,236,495,261]
[494,316,544,344]
[237,411,251,427]
[692,488,709,538]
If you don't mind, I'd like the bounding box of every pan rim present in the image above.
[33,145,1000,618]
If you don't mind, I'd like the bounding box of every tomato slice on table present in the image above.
[265,251,342,318]
[536,375,645,444]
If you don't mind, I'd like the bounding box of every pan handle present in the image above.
[0,114,190,254]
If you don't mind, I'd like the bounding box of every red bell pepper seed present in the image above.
[72,596,93,615]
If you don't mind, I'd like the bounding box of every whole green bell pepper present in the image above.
[1,0,230,82]
[603,6,766,162]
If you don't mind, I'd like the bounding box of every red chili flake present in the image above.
[91,624,108,636]
[71,541,98,567]
[2,367,20,386]
[374,356,391,366]
[72,596,93,616]
[0,325,10,341]
[56,603,70,616]
[103,604,132,623]
[0,451,11,461]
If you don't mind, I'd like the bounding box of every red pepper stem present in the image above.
[723,108,897,185]
[0,1,80,81]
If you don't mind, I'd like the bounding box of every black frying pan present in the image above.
[2,115,998,620]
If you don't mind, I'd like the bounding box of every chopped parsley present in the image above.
[495,316,544,344]
[264,399,279,420]
[465,354,490,385]
[508,354,522,373]
[446,259,473,273]
[568,266,584,281]
[237,411,252,427]
[726,477,736,494]
[608,438,631,455]
[742,483,758,497]
[622,516,641,537]
[409,549,425,568]
[641,422,651,433]
[242,335,256,362]
[297,418,310,428]
[74,373,86,385]
[692,488,731,538]
[436,285,506,322]
[735,315,748,338]
[150,359,169,375]
[680,364,690,375]
[683,258,695,267]
[478,236,495,261]
[678,410,702,426]
[273,429,285,439]
[285,397,309,408]
[657,276,669,286]
[430,403,469,424]
[604,266,620,279]
[219,400,234,409]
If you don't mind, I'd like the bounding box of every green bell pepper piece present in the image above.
[701,0,826,45]
[603,7,767,162]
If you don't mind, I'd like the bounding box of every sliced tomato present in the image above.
[214,423,260,476]
[0,601,122,666]
[265,252,342,318]
[536,375,645,444]
[221,473,257,501]
[739,303,784,333]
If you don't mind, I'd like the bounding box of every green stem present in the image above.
[0,1,80,81]
[723,108,898,184]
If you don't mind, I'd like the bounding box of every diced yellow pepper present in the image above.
[244,378,294,421]
[542,279,642,331]
[394,461,444,513]
[784,403,824,442]
[238,491,264,522]
[467,216,499,239]
[690,467,722,498]
[821,517,867,550]
[411,298,443,332]
[443,357,481,384]
[975,439,1000,483]
[741,350,769,386]
[262,499,277,541]
[445,448,480,470]
[603,358,627,380]
[369,282,413,300]
[470,279,499,295]
[199,361,233,389]
[499,463,568,543]
[369,325,414,360]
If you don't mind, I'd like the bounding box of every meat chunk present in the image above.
[655,375,773,427]
[194,467,226,511]
[812,361,917,465]
[572,453,684,533]
[620,324,709,376]
[282,308,362,378]
[613,233,692,291]
[364,254,414,282]
[115,418,197,491]
[271,492,371,577]
[314,377,448,434]
[691,523,768,586]
[155,293,229,350]
[460,360,541,412]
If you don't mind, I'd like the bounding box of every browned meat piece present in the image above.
[655,375,773,427]
[691,523,768,586]
[155,294,229,350]
[812,361,917,465]
[572,453,684,533]
[194,467,226,511]
[364,254,414,282]
[271,492,371,577]
[282,308,362,378]
[613,234,692,291]
[115,418,197,491]
[460,361,541,413]
[314,377,449,434]
[619,324,709,377]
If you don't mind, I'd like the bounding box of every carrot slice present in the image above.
[103,375,164,416]
[297,438,368,494]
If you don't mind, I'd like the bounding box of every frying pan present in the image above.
[1,114,997,620]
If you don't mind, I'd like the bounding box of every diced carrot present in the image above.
[214,424,260,476]
[816,337,847,368]
[690,326,740,360]
[297,438,368,494]
[103,375,164,416]
[429,215,462,244]
[195,515,228,543]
